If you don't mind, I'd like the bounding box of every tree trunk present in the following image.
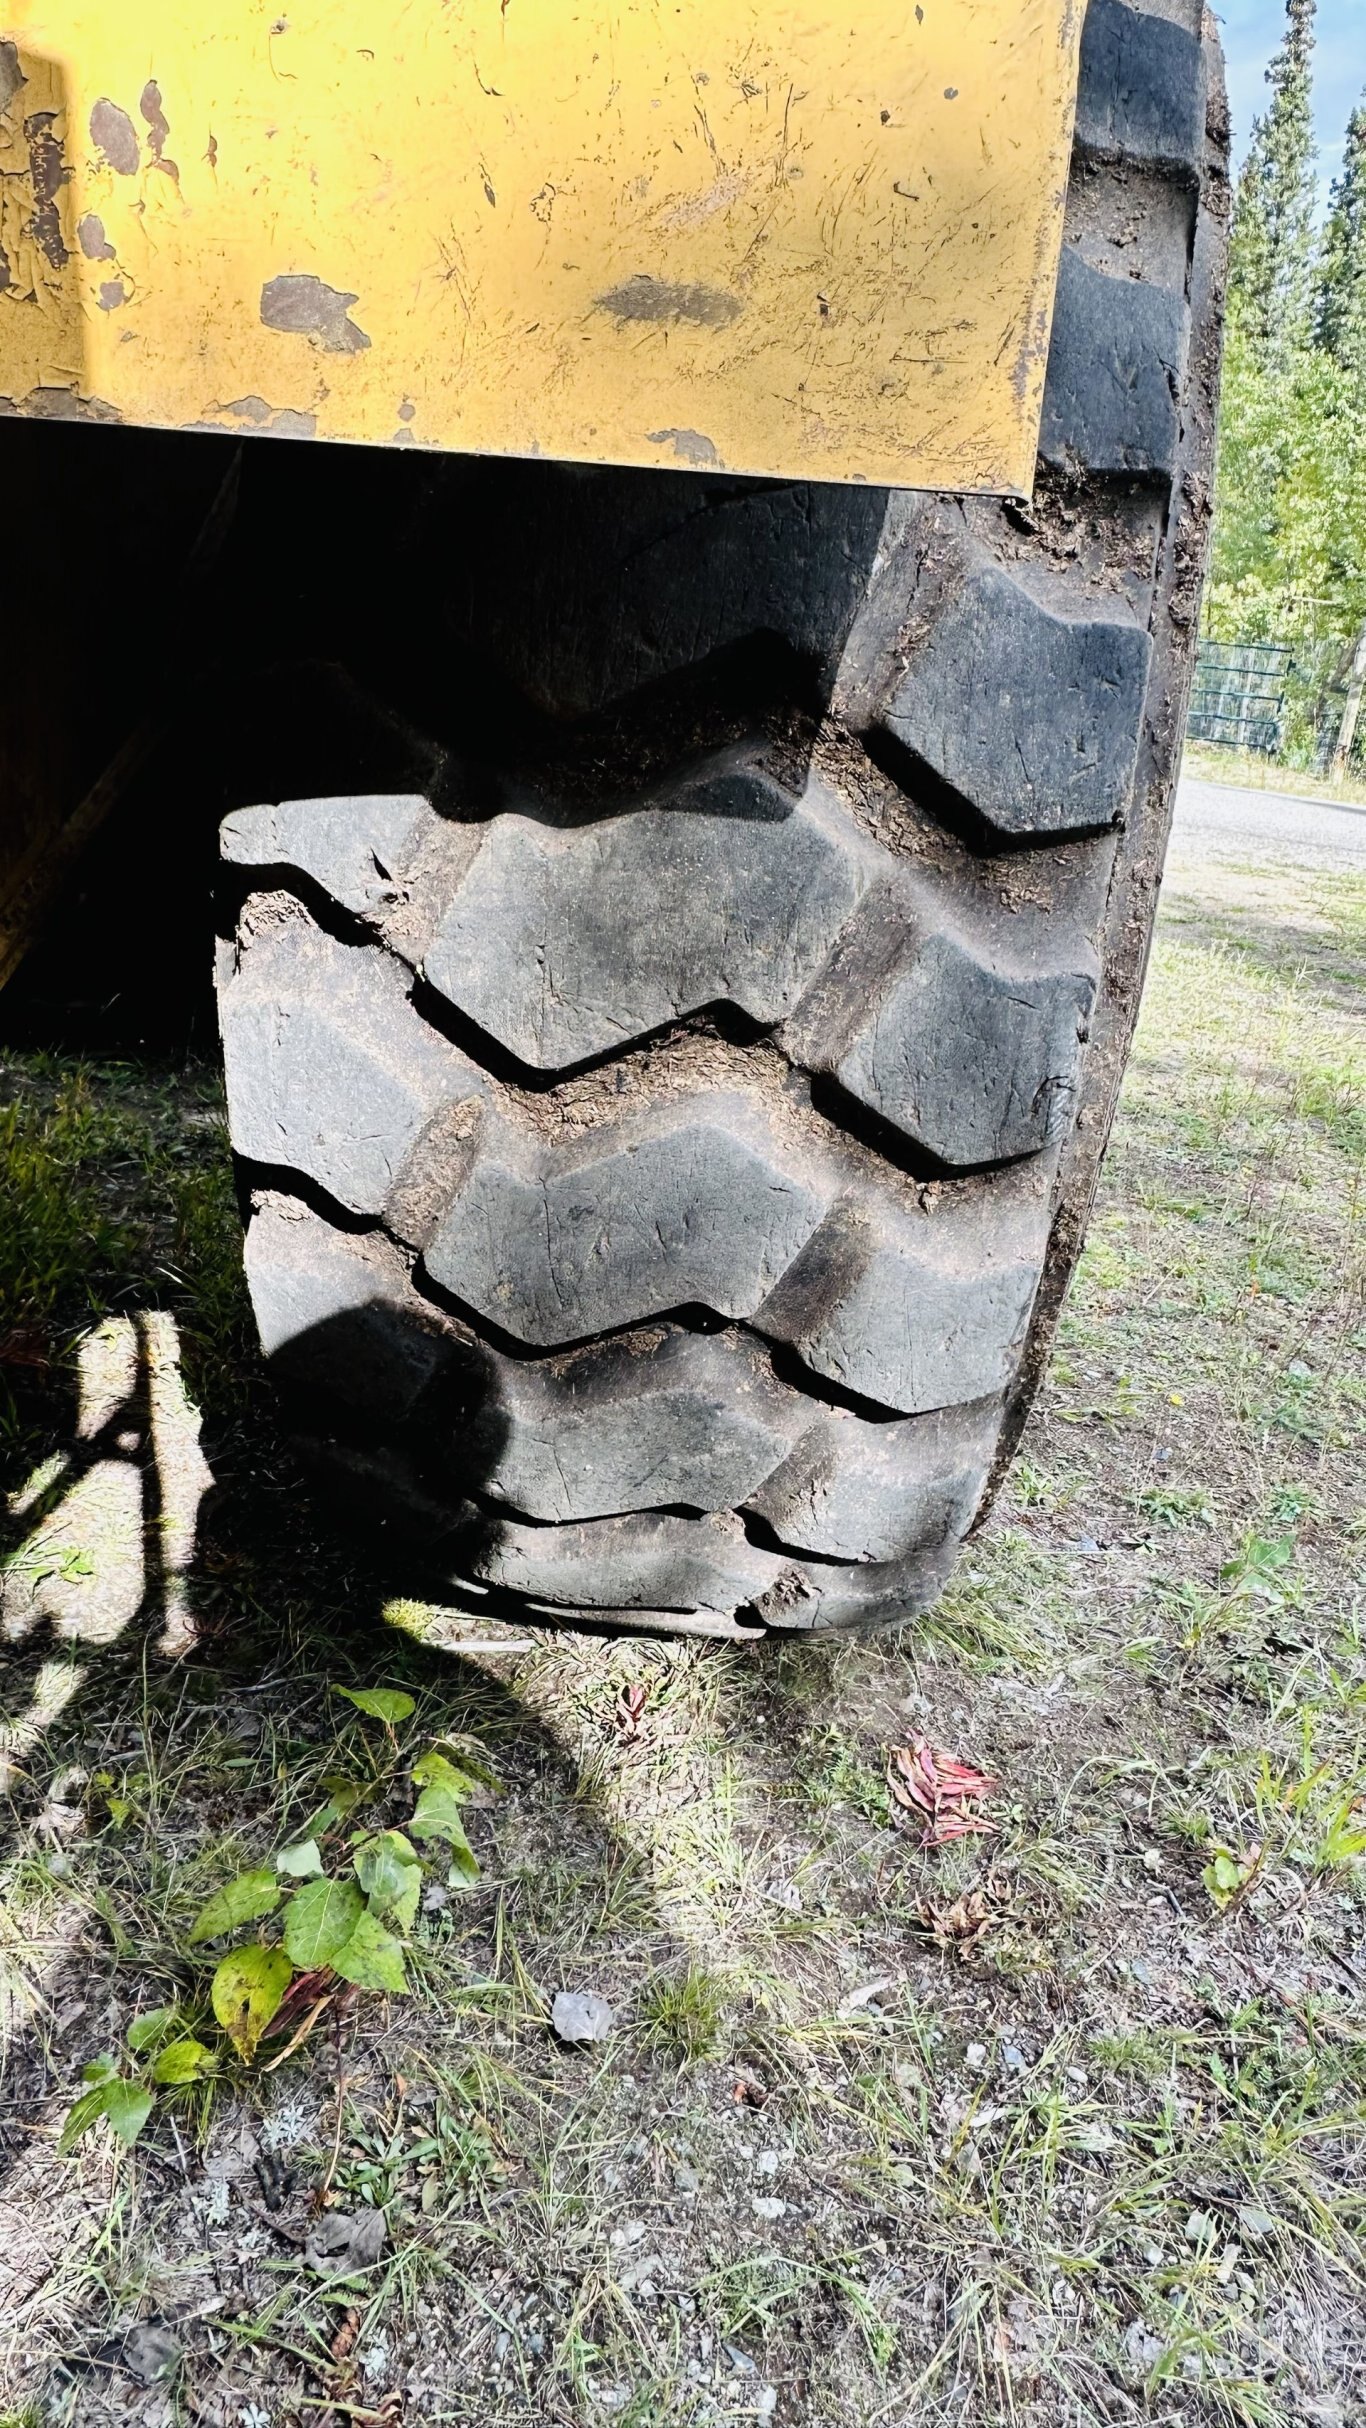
[1331,618,1366,780]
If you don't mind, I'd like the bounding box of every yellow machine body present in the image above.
[0,0,1081,492]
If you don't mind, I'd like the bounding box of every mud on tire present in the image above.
[215,0,1229,1637]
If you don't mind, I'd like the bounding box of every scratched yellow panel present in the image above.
[0,0,1081,490]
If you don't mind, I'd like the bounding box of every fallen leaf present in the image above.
[839,1977,897,2016]
[888,1736,998,1849]
[551,1989,614,2045]
[283,1877,364,1969]
[330,2306,362,2364]
[58,2076,154,2156]
[151,2035,214,2085]
[916,1877,1013,1955]
[335,1686,416,1725]
[330,1908,408,1994]
[732,2074,769,2110]
[266,1965,337,2038]
[0,1327,50,1371]
[118,2323,182,2387]
[305,2207,388,2277]
[614,1682,649,1742]
[188,1866,282,1946]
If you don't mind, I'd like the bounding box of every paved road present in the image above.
[1171,773,1366,870]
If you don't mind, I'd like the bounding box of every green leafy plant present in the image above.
[1138,1483,1215,1530]
[1202,1839,1267,1913]
[59,1688,495,2154]
[57,2010,213,2156]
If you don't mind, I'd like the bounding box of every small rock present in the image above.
[752,2196,787,2221]
[304,2207,388,2277]
[757,2392,778,2421]
[617,2252,662,2295]
[1140,1849,1162,1874]
[1077,1534,1102,1556]
[552,1989,614,2045]
[755,2150,781,2176]
[1183,2208,1217,2248]
[422,1883,449,1913]
[119,2324,182,2385]
[1237,2204,1278,2240]
[965,2043,988,2069]
[1001,2045,1028,2074]
[361,2338,391,2383]
[1075,2123,1118,2154]
[673,2160,700,2194]
[1295,2396,1345,2428]
[1120,2321,1166,2382]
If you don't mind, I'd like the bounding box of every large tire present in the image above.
[215,0,1229,1638]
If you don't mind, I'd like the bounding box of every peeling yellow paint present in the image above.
[0,0,1082,490]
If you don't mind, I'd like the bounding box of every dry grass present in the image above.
[0,834,1363,2428]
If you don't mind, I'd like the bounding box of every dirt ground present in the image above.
[0,811,1362,2428]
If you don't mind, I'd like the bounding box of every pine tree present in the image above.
[1228,0,1318,349]
[1317,96,1366,371]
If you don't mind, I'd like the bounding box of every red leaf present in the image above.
[0,1327,50,1372]
[886,1734,998,1849]
[614,1682,650,1742]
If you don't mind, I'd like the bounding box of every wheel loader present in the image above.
[0,0,1228,1637]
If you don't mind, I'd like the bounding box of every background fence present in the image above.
[1190,625,1366,774]
[1188,640,1291,756]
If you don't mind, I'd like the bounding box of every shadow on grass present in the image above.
[0,1267,847,2408]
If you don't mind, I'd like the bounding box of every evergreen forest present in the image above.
[1206,0,1366,770]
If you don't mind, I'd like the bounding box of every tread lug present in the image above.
[747,1397,998,1563]
[218,914,482,1215]
[424,758,870,1068]
[472,1330,801,1521]
[792,888,1098,1165]
[758,1193,1047,1416]
[423,1099,829,1347]
[874,556,1151,837]
[220,794,435,917]
[1075,0,1205,178]
[244,1195,469,1421]
[1041,247,1184,478]
[459,1507,802,1617]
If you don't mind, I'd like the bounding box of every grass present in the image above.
[638,1966,729,2068]
[1182,740,1366,810]
[0,833,1364,2425]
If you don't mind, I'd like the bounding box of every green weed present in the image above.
[638,1965,728,2066]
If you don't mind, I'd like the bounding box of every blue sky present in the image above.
[1218,0,1364,205]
